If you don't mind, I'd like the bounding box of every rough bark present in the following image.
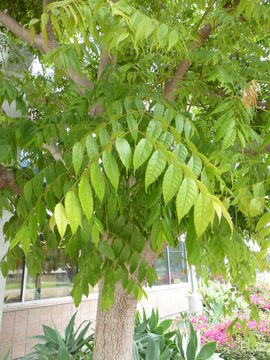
[93,281,138,360]
[93,241,161,360]
[0,165,20,194]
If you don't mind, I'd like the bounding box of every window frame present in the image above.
[153,241,189,286]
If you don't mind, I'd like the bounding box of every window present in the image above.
[154,241,188,285]
[154,249,169,285]
[4,258,24,303]
[168,242,188,284]
[4,248,78,304]
[25,249,77,301]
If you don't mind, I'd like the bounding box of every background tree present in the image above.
[0,0,270,359]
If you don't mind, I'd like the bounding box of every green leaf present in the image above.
[146,119,162,139]
[1,261,9,278]
[162,219,174,245]
[54,203,68,238]
[256,213,270,232]
[146,338,158,360]
[129,252,139,274]
[153,103,164,119]
[33,172,44,198]
[222,127,236,150]
[29,214,38,244]
[188,155,202,178]
[127,114,138,142]
[99,127,111,148]
[86,135,99,161]
[133,138,153,171]
[184,120,192,139]
[158,131,174,149]
[90,162,105,202]
[115,138,132,170]
[176,177,198,223]
[249,198,263,217]
[145,150,167,191]
[99,241,115,261]
[175,113,184,134]
[253,182,265,197]
[20,225,31,256]
[196,342,216,360]
[119,244,131,263]
[41,13,49,46]
[174,143,188,163]
[79,176,93,221]
[187,335,196,360]
[102,151,119,191]
[151,220,163,251]
[168,29,179,50]
[162,164,183,205]
[194,192,213,237]
[24,181,32,203]
[72,142,84,176]
[65,191,81,235]
[91,223,100,247]
[37,201,47,228]
[212,196,233,234]
[73,286,82,307]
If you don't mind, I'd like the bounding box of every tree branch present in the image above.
[164,23,212,101]
[97,0,118,81]
[0,7,94,91]
[0,10,44,52]
[42,140,65,164]
[164,1,240,101]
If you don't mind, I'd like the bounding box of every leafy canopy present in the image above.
[0,0,270,308]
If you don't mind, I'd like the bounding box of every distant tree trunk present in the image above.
[93,281,137,360]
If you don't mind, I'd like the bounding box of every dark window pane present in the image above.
[154,249,169,285]
[25,248,77,301]
[4,259,23,303]
[168,242,188,284]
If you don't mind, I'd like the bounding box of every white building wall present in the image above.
[0,283,191,359]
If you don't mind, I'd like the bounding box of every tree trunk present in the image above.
[93,281,138,360]
[93,240,161,360]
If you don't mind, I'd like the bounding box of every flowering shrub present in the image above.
[190,315,270,347]
[173,279,270,359]
[178,314,270,359]
[250,283,270,311]
[174,279,270,359]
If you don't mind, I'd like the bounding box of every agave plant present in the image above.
[175,320,222,360]
[0,350,10,360]
[25,312,94,360]
[133,309,222,360]
[133,309,177,359]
